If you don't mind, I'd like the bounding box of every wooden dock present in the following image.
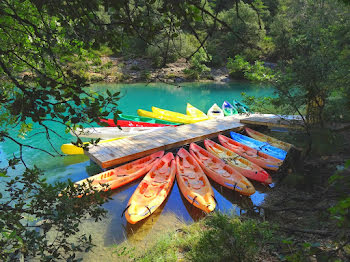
[238,113,304,129]
[85,116,244,169]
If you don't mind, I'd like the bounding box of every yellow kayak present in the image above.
[152,106,208,124]
[186,103,209,119]
[138,108,204,124]
[61,137,126,155]
[245,127,293,152]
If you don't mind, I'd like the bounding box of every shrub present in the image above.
[227,55,274,82]
[146,33,198,67]
[183,48,211,80]
[188,213,272,262]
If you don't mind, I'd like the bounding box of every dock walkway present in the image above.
[85,116,244,168]
[84,113,306,169]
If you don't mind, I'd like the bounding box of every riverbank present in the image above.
[85,56,231,84]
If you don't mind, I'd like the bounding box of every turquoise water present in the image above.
[1,81,274,247]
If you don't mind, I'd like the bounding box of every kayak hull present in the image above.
[222,101,238,116]
[230,132,287,160]
[245,127,292,152]
[176,148,216,213]
[118,114,180,126]
[186,103,209,119]
[99,118,171,128]
[125,152,176,224]
[218,134,282,171]
[61,137,126,155]
[232,100,250,113]
[189,143,255,196]
[207,103,225,119]
[204,139,272,184]
[70,126,164,139]
[74,151,164,194]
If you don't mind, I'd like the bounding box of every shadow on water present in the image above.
[179,185,207,221]
[210,180,254,213]
[125,193,169,244]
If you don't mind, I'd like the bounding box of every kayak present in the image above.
[176,148,216,213]
[138,107,206,124]
[204,139,272,184]
[61,137,126,155]
[152,106,209,123]
[230,132,287,160]
[70,126,164,139]
[74,151,164,194]
[232,100,250,113]
[207,103,224,119]
[218,134,283,171]
[138,109,188,124]
[118,114,180,126]
[125,152,176,224]
[189,143,255,195]
[99,118,171,128]
[245,127,293,152]
[186,103,209,119]
[222,101,238,116]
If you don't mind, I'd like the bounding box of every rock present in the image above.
[174,77,185,83]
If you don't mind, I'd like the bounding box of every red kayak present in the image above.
[99,118,171,128]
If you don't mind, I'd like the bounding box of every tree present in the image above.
[1,0,276,260]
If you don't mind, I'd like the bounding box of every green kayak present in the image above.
[232,100,251,113]
[118,114,181,125]
[222,101,238,116]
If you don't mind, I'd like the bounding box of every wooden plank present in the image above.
[240,116,304,129]
[85,117,245,169]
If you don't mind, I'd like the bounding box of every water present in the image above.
[0,81,274,252]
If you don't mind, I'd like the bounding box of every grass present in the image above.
[130,212,273,262]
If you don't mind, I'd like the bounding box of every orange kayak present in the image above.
[74,151,164,194]
[245,127,292,152]
[218,135,282,171]
[176,148,216,213]
[189,143,255,196]
[125,152,176,224]
[204,139,272,184]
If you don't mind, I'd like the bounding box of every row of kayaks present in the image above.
[71,129,291,224]
[63,102,251,154]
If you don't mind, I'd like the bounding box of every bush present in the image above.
[146,33,199,67]
[227,55,274,82]
[137,212,272,262]
[207,2,270,66]
[188,213,272,262]
[183,48,211,80]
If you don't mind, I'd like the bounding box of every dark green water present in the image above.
[0,81,274,248]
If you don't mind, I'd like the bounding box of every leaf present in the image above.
[345,159,350,169]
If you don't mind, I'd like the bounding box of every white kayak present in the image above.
[207,103,224,119]
[70,126,165,139]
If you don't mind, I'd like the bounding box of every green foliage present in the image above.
[227,55,274,82]
[141,70,152,81]
[0,166,109,261]
[138,212,272,262]
[269,0,350,125]
[183,48,211,80]
[279,238,324,262]
[146,33,199,67]
[207,2,270,66]
[328,161,350,229]
[188,213,272,262]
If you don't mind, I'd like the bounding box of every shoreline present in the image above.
[86,56,232,84]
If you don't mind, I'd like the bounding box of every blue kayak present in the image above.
[222,101,238,116]
[230,132,287,160]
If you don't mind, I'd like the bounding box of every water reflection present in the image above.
[179,186,207,221]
